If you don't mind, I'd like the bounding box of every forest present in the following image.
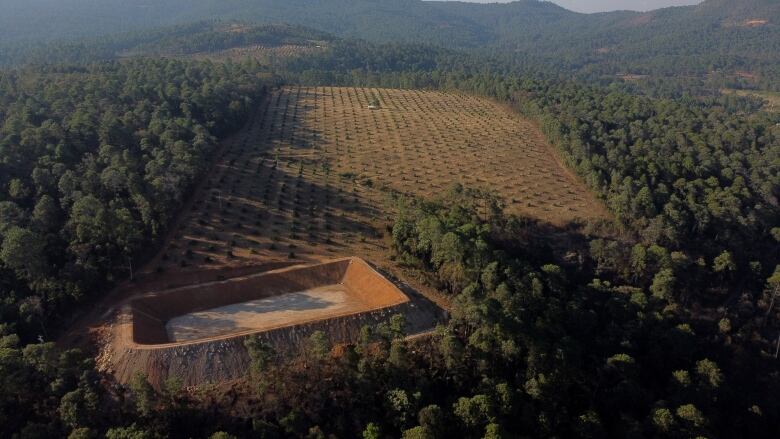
[2,0,780,89]
[0,3,779,439]
[0,60,271,340]
[3,185,777,437]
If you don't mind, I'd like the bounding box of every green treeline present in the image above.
[0,60,269,340]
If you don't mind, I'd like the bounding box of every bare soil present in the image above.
[166,284,360,342]
[743,19,769,27]
[125,257,409,345]
[150,86,607,274]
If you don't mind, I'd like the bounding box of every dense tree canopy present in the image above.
[0,59,270,339]
[2,0,779,88]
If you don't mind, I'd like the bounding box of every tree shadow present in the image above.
[162,88,386,268]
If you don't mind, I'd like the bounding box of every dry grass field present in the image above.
[142,86,607,276]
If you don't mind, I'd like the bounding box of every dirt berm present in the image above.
[102,257,443,387]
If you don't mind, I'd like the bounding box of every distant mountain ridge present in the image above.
[0,0,776,45]
[1,0,778,87]
[693,0,779,21]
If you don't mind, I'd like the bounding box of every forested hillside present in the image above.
[5,0,777,46]
[0,60,270,340]
[0,22,334,68]
[2,0,779,88]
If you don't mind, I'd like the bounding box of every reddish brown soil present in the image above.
[743,19,769,27]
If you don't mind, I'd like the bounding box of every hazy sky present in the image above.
[460,1,703,13]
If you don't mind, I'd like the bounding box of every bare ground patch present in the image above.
[146,86,607,276]
[166,284,361,342]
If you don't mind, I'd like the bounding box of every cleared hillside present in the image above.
[144,86,607,276]
[2,0,776,50]
[2,0,777,88]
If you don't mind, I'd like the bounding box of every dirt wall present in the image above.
[131,308,168,345]
[131,259,352,325]
[341,257,408,307]
[110,299,437,388]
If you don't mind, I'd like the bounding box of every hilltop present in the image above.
[1,0,778,88]
[2,0,777,46]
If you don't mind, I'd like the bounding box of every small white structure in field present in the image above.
[368,104,380,110]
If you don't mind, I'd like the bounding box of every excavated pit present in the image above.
[129,257,408,345]
[166,284,362,342]
[106,258,442,387]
